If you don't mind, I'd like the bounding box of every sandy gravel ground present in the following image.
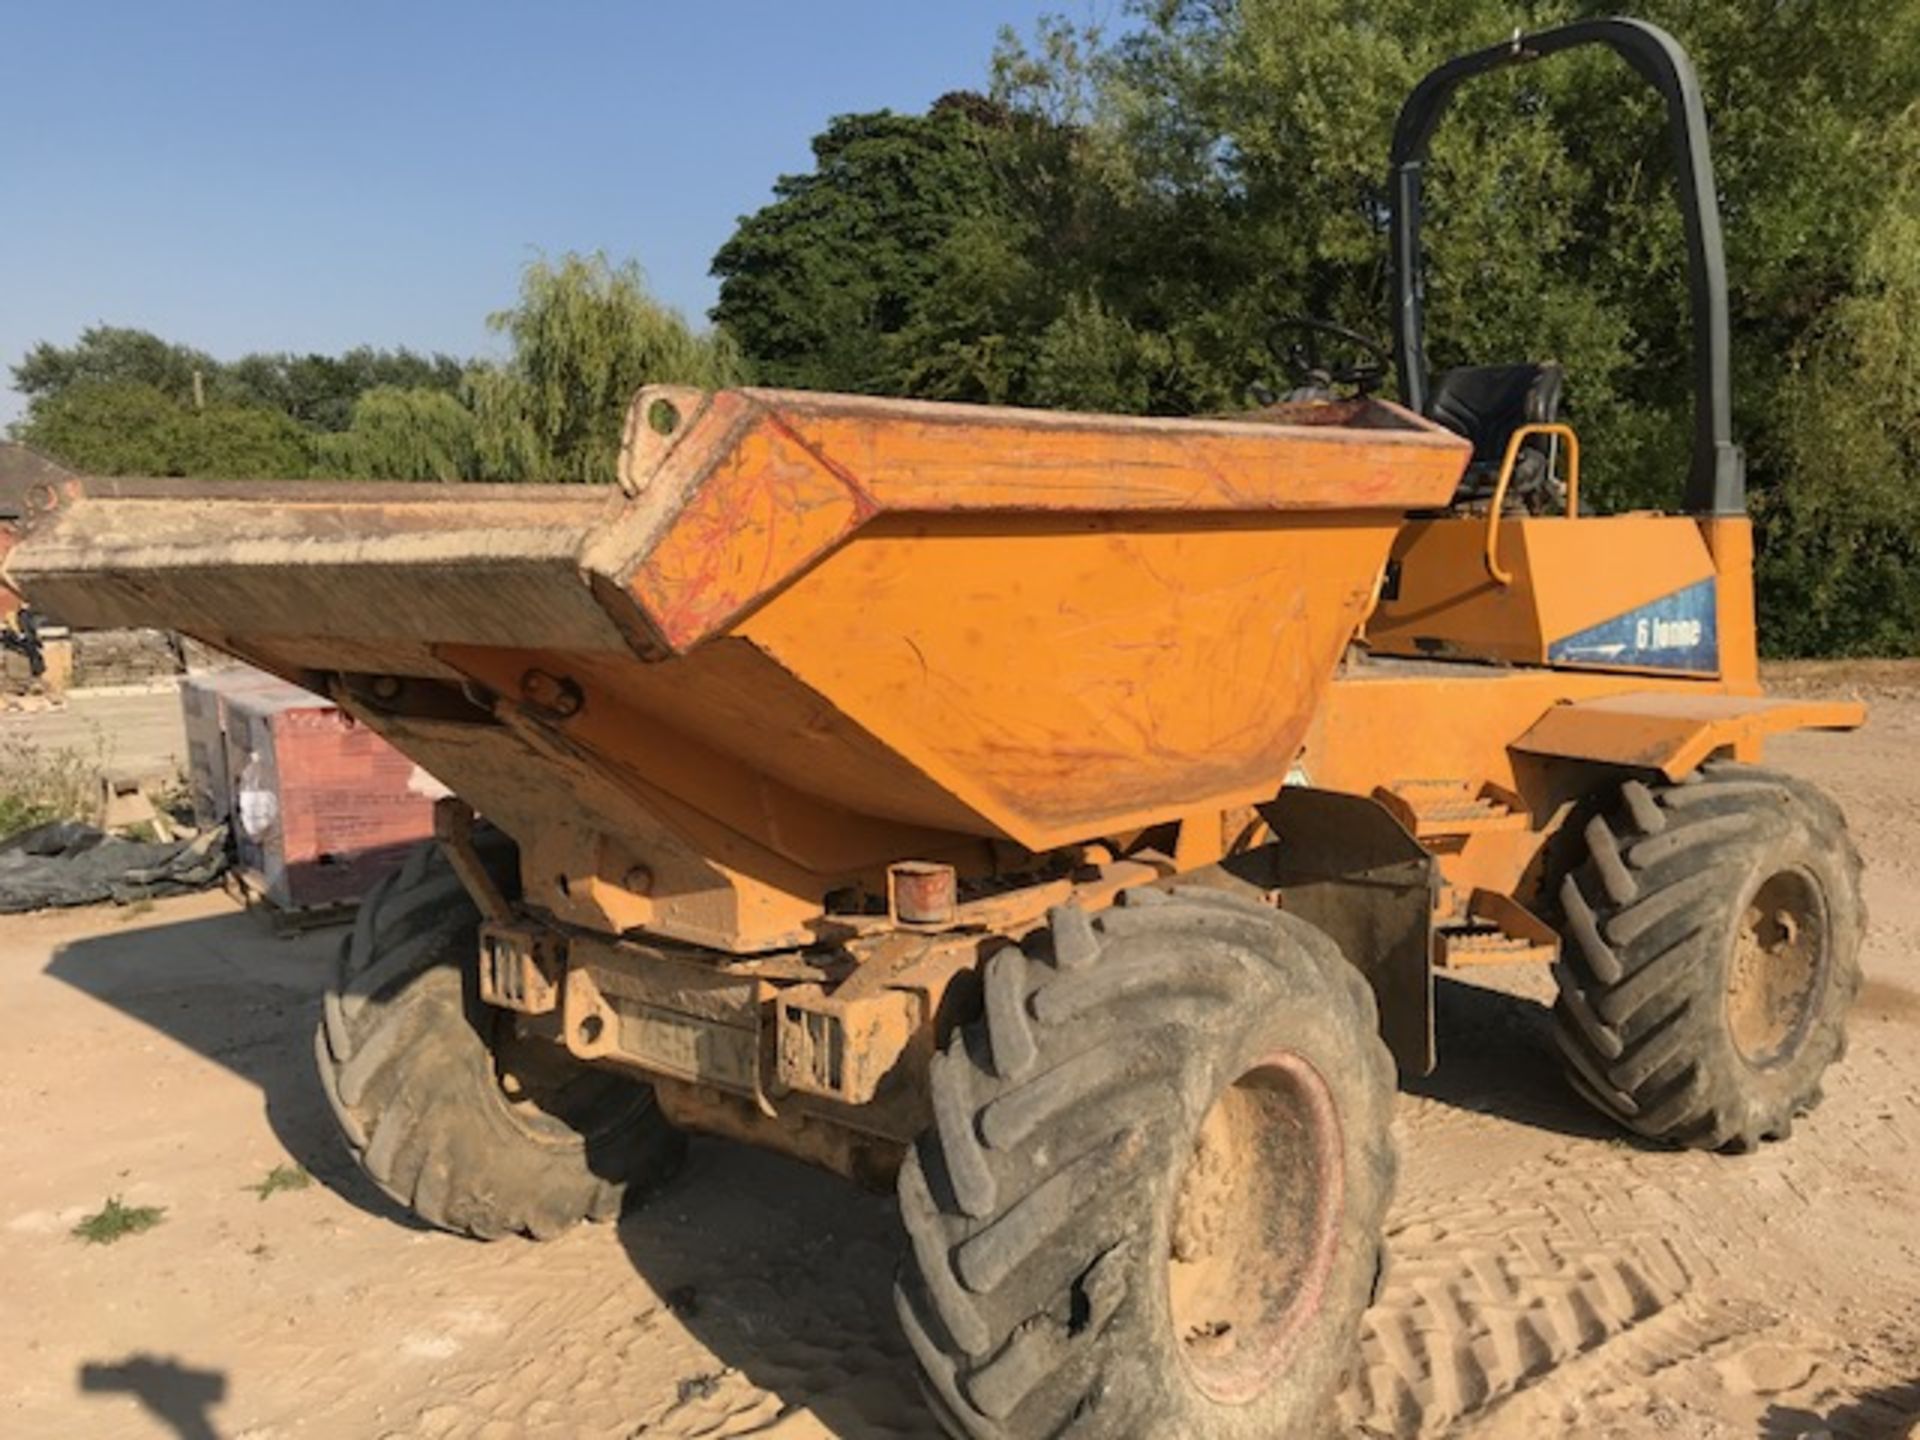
[2,670,1917,1440]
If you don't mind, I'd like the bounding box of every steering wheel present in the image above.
[1266,316,1393,398]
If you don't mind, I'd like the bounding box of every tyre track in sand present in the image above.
[8,700,1918,1440]
[1345,967,1920,1439]
[278,996,1918,1440]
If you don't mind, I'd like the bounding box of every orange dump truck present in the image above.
[2,20,1866,1438]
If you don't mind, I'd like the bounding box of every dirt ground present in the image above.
[2,667,1917,1440]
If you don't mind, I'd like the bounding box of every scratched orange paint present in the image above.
[621,388,1468,653]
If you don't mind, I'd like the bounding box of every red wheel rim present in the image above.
[1167,1050,1346,1405]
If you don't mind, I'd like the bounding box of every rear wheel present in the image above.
[315,840,684,1238]
[1552,761,1864,1151]
[896,889,1397,1439]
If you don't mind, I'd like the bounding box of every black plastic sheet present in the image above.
[0,821,228,913]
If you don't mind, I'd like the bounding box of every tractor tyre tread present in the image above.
[897,890,1397,1440]
[315,839,682,1240]
[1551,761,1863,1152]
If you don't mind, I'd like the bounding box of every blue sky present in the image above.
[0,1,1103,424]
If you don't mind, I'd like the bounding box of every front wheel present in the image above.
[896,889,1397,1439]
[314,841,684,1239]
[1553,761,1864,1151]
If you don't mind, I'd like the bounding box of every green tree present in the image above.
[222,347,467,431]
[14,383,190,474]
[15,327,468,439]
[713,1,1920,652]
[1031,293,1171,412]
[712,100,1011,394]
[175,402,314,478]
[1083,0,1920,648]
[13,327,216,409]
[10,256,722,486]
[1759,110,1920,656]
[19,382,310,477]
[313,385,481,481]
[472,253,745,483]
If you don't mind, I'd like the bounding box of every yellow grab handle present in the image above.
[1485,422,1581,586]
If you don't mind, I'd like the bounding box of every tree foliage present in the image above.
[469,253,746,483]
[19,383,311,478]
[1759,110,1920,656]
[13,327,216,410]
[14,326,465,434]
[9,254,738,488]
[222,347,466,432]
[312,386,481,482]
[12,326,470,480]
[712,102,1008,395]
[711,1,1920,654]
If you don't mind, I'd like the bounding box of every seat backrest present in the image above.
[1428,363,1565,466]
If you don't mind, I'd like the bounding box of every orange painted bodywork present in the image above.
[0,390,1859,959]
[1513,692,1866,780]
[1313,504,1846,918]
[1369,513,1720,670]
[1308,656,1861,919]
[602,386,1470,655]
[732,513,1396,847]
[1701,514,1759,689]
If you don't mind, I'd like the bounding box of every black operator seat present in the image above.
[1427,362,1566,510]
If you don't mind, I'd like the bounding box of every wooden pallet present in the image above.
[222,868,358,934]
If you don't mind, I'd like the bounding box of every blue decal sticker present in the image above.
[1548,577,1719,673]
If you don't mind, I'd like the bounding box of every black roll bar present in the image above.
[1389,17,1744,514]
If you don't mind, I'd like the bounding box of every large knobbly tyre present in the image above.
[1553,760,1864,1152]
[896,888,1397,1440]
[314,841,683,1239]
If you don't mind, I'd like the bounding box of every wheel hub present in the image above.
[1726,868,1828,1068]
[1167,1050,1345,1406]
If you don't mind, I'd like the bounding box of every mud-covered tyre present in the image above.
[1553,760,1864,1151]
[314,841,684,1239]
[896,888,1397,1440]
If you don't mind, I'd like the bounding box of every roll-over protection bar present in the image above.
[1389,17,1745,515]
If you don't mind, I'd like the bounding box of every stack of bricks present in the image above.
[70,628,185,687]
[186,667,442,911]
[182,667,285,824]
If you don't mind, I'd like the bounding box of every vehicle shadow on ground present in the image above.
[43,906,425,1230]
[42,902,1652,1438]
[1760,1377,1920,1439]
[595,981,1644,1439]
[595,981,1647,1439]
[77,1353,229,1440]
[1401,973,1663,1147]
[610,1138,940,1439]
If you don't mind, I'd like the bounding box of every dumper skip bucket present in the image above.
[7,387,1468,945]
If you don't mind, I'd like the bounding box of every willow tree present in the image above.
[470,254,746,483]
[312,386,482,481]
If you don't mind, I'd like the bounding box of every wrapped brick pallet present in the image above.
[184,668,442,912]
